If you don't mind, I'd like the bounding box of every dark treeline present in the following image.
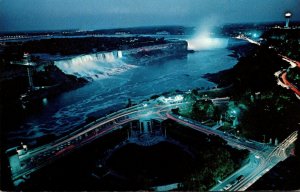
[0,26,191,36]
[262,28,300,60]
[163,119,249,191]
[2,36,166,60]
[287,67,300,88]
[204,46,289,92]
[203,34,300,141]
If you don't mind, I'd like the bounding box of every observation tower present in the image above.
[285,12,292,28]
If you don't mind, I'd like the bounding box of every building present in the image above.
[285,12,292,28]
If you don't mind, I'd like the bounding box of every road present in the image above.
[7,92,298,191]
[7,99,187,183]
[235,35,261,46]
[280,72,300,97]
[276,55,300,99]
[236,33,300,100]
[230,131,297,191]
[166,113,297,191]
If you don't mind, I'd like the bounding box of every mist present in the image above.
[187,17,228,51]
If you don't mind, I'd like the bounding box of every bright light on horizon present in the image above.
[188,36,228,51]
[285,12,292,17]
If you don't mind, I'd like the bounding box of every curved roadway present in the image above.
[8,100,187,182]
[166,113,297,191]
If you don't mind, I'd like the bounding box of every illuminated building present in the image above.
[285,12,292,28]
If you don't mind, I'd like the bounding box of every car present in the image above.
[223,184,232,190]
[237,175,245,181]
[230,180,238,185]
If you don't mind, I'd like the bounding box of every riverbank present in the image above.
[202,39,300,142]
[3,45,238,147]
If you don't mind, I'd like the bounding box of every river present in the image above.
[7,38,239,146]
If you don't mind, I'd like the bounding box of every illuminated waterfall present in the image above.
[54,51,136,80]
[187,36,228,51]
[187,17,228,51]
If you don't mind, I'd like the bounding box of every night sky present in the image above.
[1,0,300,32]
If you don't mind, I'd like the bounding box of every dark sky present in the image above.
[1,0,300,32]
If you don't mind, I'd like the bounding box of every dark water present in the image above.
[8,47,237,146]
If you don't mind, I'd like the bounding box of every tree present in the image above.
[171,108,179,115]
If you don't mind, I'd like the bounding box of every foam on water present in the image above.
[54,51,137,80]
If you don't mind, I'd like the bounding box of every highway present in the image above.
[166,113,297,191]
[276,55,300,99]
[280,72,300,97]
[236,33,300,100]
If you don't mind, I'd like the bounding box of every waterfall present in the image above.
[187,37,228,51]
[54,51,136,80]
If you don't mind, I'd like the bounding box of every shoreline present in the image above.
[3,41,238,148]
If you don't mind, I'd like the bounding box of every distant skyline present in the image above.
[1,0,300,32]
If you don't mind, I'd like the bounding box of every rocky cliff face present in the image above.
[124,40,188,65]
